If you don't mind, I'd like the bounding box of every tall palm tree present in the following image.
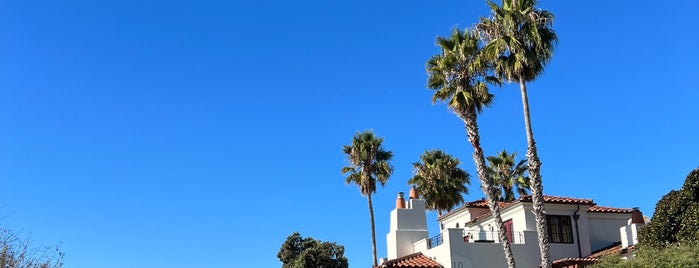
[477,1,558,267]
[341,130,394,266]
[426,28,516,268]
[408,150,470,213]
[487,150,529,202]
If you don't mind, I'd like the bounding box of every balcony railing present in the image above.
[427,233,443,249]
[462,230,525,244]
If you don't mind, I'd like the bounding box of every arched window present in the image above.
[455,223,460,228]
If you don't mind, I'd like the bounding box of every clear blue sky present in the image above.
[1,1,697,267]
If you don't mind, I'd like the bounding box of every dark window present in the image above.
[455,222,459,228]
[547,215,573,243]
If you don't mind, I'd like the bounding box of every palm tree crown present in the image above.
[477,0,558,83]
[408,150,470,212]
[487,150,529,202]
[427,28,497,116]
[341,131,394,196]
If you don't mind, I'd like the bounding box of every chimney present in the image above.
[396,192,406,209]
[631,207,644,224]
[409,187,419,199]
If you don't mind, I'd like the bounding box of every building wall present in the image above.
[387,198,429,259]
[587,212,631,251]
[422,229,541,268]
[441,207,489,230]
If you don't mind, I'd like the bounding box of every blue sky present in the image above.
[1,0,698,267]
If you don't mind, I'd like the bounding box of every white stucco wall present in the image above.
[423,229,541,268]
[387,198,429,259]
[440,207,489,230]
[587,212,631,251]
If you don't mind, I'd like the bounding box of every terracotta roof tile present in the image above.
[588,206,633,213]
[552,242,637,268]
[437,199,490,219]
[551,257,599,268]
[377,252,443,268]
[466,195,594,224]
[519,195,595,205]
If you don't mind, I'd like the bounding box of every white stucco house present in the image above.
[379,188,646,268]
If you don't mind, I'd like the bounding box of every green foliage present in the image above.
[477,0,558,83]
[277,232,348,268]
[486,150,529,202]
[426,28,496,116]
[639,168,699,248]
[408,149,471,212]
[341,130,394,197]
[0,228,64,268]
[590,243,699,268]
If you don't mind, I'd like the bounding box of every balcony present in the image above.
[463,230,526,244]
[427,233,443,249]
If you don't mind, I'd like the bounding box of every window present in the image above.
[547,215,573,243]
[455,222,459,228]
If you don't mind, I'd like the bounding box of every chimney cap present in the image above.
[396,192,406,209]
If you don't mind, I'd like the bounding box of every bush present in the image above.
[277,232,348,268]
[591,243,699,268]
[638,168,699,248]
[0,228,64,268]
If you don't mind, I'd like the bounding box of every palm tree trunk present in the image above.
[519,78,550,268]
[368,193,378,266]
[462,109,517,268]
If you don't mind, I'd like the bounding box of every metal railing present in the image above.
[462,230,525,244]
[427,233,443,249]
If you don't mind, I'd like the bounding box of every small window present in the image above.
[547,215,574,243]
[456,222,460,228]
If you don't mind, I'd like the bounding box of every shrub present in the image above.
[638,168,699,248]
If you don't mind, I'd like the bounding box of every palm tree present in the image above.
[477,1,558,267]
[341,130,394,266]
[487,150,529,202]
[408,150,470,213]
[426,28,516,268]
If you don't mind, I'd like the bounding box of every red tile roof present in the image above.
[466,195,595,224]
[376,252,443,268]
[519,195,595,205]
[551,257,598,268]
[588,206,633,213]
[439,199,511,220]
[552,242,636,268]
[444,195,630,224]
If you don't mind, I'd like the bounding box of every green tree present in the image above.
[341,130,394,266]
[477,1,558,266]
[486,150,529,202]
[639,167,699,248]
[408,150,471,213]
[426,28,515,268]
[277,232,349,268]
[0,228,64,268]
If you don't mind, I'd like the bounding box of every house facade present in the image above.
[382,189,645,268]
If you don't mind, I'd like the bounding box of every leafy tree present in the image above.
[487,150,529,202]
[477,1,558,266]
[639,167,699,248]
[0,228,64,268]
[426,28,516,268]
[341,130,393,266]
[408,150,470,213]
[277,232,348,268]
